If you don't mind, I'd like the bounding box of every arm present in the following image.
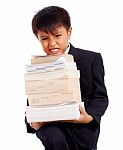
[65,53,108,125]
[86,53,109,125]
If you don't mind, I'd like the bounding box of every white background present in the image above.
[0,0,123,149]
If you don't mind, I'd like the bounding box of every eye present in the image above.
[41,37,48,41]
[55,34,62,37]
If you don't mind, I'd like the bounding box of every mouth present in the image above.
[50,48,60,55]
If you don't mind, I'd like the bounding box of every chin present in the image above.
[50,53,61,56]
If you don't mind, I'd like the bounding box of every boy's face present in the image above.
[37,26,72,56]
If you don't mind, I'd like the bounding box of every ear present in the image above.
[68,27,72,39]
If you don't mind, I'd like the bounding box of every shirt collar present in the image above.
[65,43,70,54]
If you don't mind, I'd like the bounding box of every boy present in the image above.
[25,6,108,150]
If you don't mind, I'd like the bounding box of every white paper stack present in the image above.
[26,102,80,123]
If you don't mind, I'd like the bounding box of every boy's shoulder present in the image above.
[76,47,100,57]
[70,44,101,62]
[70,43,100,56]
[69,44,102,64]
[77,48,102,65]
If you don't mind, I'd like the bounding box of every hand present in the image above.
[30,122,46,130]
[73,105,93,124]
[61,105,93,124]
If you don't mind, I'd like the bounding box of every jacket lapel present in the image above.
[68,43,80,62]
[68,43,81,70]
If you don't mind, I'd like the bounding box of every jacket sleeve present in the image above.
[86,53,109,126]
[25,99,36,133]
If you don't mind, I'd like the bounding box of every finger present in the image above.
[79,105,84,113]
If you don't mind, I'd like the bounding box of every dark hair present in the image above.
[32,6,71,37]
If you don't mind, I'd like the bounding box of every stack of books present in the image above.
[24,54,82,123]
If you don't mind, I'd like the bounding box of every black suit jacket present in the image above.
[68,44,108,125]
[25,43,109,148]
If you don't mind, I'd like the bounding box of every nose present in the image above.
[49,37,56,47]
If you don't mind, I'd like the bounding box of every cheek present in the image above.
[41,41,47,48]
[60,38,68,44]
[64,36,69,43]
[40,42,48,52]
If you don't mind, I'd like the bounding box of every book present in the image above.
[31,53,74,64]
[24,68,80,81]
[26,57,76,74]
[27,91,81,106]
[25,78,80,94]
[26,102,81,123]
